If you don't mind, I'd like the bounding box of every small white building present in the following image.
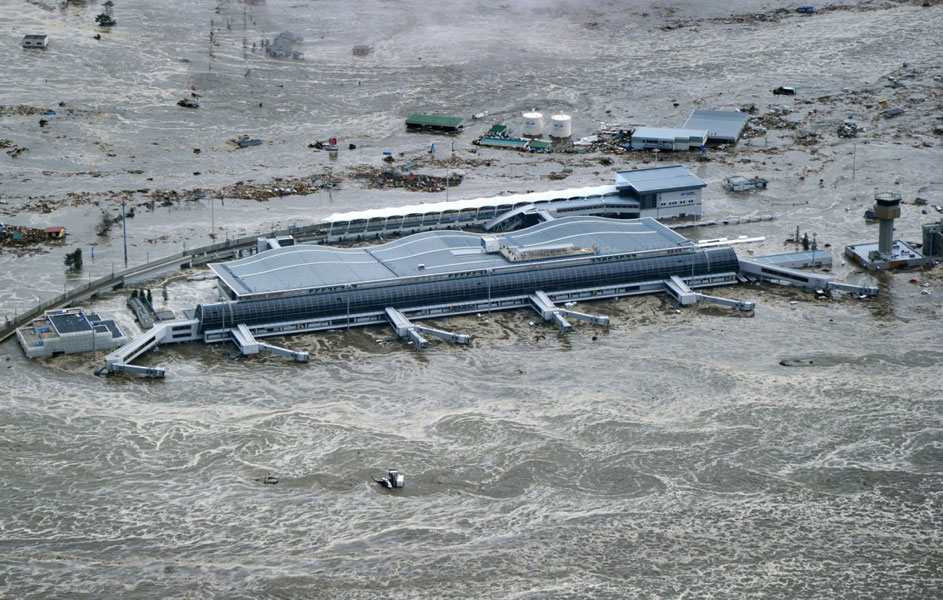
[17,307,128,358]
[22,34,49,49]
[630,127,708,151]
[615,165,707,219]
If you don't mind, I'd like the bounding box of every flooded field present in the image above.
[1,0,941,598]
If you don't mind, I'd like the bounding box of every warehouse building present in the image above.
[681,110,750,144]
[630,127,708,151]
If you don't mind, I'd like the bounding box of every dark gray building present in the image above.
[615,165,706,219]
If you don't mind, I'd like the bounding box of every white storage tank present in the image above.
[522,111,544,137]
[550,114,572,138]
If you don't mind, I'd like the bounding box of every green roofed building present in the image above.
[487,123,509,137]
[405,114,465,132]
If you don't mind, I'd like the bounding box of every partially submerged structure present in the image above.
[100,216,877,377]
[319,166,705,238]
[18,307,127,358]
[845,192,926,270]
[681,110,750,145]
[264,31,303,59]
[21,34,49,49]
[44,226,66,240]
[630,127,708,151]
[405,114,465,133]
[614,165,706,219]
[923,220,943,258]
[725,175,768,192]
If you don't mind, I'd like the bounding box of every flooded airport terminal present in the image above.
[1,1,941,598]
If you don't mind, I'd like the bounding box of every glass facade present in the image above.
[197,248,739,332]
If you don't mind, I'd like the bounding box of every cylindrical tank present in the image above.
[550,114,572,138]
[522,111,544,137]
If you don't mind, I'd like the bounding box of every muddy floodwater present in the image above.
[1,1,941,598]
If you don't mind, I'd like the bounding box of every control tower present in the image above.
[874,191,901,255]
[845,191,926,270]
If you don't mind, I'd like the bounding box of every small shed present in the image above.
[22,34,49,49]
[44,226,66,240]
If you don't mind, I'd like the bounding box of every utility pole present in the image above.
[812,232,817,268]
[852,142,857,200]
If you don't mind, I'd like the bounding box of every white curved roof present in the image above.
[322,184,618,224]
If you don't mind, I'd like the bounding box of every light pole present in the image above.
[852,143,857,200]
[487,268,493,314]
[119,197,128,267]
[345,284,352,331]
[210,196,215,239]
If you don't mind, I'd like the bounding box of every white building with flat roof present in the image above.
[17,307,128,358]
[630,127,708,151]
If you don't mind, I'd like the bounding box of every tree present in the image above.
[146,289,153,303]
[64,248,83,271]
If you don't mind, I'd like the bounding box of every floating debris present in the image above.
[349,163,462,193]
[374,468,404,489]
[95,13,116,27]
[232,135,262,149]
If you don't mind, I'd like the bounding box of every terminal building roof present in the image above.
[615,165,707,194]
[211,216,694,298]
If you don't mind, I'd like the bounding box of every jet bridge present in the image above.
[229,324,309,362]
[529,290,610,334]
[739,259,878,296]
[385,307,470,349]
[103,319,200,378]
[664,276,755,311]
